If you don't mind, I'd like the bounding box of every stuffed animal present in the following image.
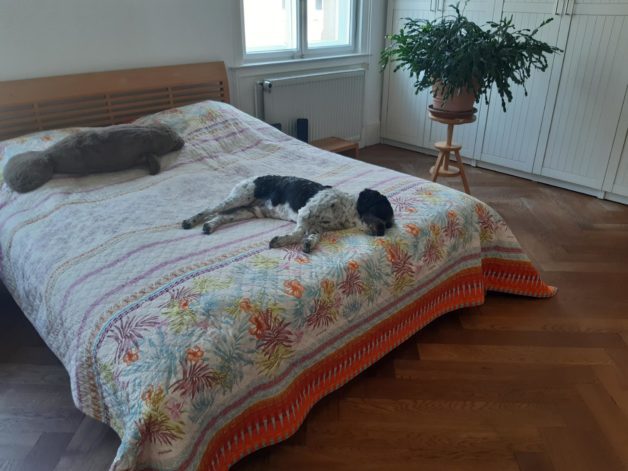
[3,123,184,193]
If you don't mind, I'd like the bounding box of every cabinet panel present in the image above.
[605,88,628,197]
[575,0,628,5]
[478,3,562,171]
[612,132,628,196]
[430,0,497,157]
[441,0,498,18]
[602,75,628,197]
[539,13,628,188]
[381,2,435,148]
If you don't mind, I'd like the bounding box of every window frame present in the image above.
[240,0,364,64]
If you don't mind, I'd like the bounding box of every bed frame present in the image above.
[0,61,230,141]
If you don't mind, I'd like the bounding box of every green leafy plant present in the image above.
[380,2,562,111]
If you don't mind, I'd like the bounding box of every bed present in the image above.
[0,62,556,470]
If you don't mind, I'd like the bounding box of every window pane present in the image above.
[307,0,353,49]
[243,0,297,53]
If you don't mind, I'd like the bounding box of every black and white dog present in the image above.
[181,175,394,253]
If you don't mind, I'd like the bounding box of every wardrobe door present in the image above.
[429,0,498,157]
[476,0,565,171]
[381,0,442,149]
[535,1,628,188]
[609,133,628,198]
[603,87,628,198]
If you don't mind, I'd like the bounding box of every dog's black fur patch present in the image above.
[357,189,395,236]
[253,175,331,212]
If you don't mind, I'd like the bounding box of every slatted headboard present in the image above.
[0,62,230,141]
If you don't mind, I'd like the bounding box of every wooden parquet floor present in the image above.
[1,144,628,470]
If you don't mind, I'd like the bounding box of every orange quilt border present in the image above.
[190,259,555,470]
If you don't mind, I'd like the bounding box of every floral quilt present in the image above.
[0,100,556,470]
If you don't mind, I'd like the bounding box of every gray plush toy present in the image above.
[3,123,184,193]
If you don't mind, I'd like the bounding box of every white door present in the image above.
[476,0,566,171]
[608,132,628,198]
[535,0,628,188]
[381,0,442,149]
[429,0,499,158]
[603,87,628,198]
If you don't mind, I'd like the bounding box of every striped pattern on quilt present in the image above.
[0,101,556,470]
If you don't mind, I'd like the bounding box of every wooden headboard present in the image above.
[0,62,230,141]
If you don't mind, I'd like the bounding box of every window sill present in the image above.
[232,52,372,69]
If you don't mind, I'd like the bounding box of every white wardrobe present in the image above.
[381,0,628,203]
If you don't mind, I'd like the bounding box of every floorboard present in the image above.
[1,144,627,470]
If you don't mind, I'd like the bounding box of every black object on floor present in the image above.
[296,118,308,142]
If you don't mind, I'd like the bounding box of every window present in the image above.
[242,0,359,62]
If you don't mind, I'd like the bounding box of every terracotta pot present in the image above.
[432,81,476,113]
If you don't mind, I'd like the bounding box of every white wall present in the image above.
[0,0,240,79]
[0,0,387,146]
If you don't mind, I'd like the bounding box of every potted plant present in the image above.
[380,2,562,115]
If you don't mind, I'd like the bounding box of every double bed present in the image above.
[0,62,556,470]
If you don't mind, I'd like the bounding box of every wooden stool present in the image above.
[428,112,475,194]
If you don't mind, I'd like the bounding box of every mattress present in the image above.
[0,100,556,470]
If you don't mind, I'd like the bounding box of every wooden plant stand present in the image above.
[428,112,476,194]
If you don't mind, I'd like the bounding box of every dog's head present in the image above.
[356,188,394,236]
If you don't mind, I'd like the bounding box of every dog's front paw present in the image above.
[302,240,312,253]
[269,236,282,249]
[202,222,214,234]
[181,219,193,229]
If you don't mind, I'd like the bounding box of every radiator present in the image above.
[258,68,365,142]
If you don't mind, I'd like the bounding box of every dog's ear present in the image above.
[357,189,394,222]
[356,189,380,216]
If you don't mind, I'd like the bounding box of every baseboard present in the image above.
[381,140,626,203]
[381,138,475,165]
[476,161,605,198]
[605,192,628,205]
